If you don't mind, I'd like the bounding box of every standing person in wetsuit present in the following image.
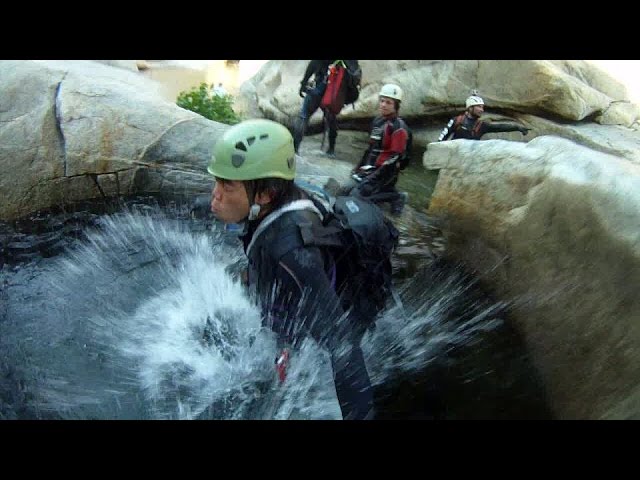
[293,60,360,157]
[208,118,376,420]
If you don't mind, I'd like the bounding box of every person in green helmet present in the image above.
[208,118,375,420]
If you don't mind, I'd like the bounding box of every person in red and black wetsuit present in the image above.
[350,83,410,215]
[438,91,530,141]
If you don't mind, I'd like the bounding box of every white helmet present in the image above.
[379,83,403,101]
[465,94,485,109]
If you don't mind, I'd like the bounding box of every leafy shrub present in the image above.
[176,83,241,125]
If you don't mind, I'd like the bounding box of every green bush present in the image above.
[176,82,241,125]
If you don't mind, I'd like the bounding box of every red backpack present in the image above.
[320,63,347,114]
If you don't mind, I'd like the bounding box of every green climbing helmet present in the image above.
[207,119,296,181]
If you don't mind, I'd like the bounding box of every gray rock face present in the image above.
[4,59,638,221]
[0,60,228,221]
[424,136,640,419]
[237,60,640,128]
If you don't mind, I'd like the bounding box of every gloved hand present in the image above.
[519,126,531,136]
[299,83,307,98]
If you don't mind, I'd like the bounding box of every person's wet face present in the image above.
[471,104,484,117]
[379,96,397,116]
[210,178,250,224]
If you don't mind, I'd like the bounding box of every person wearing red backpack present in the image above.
[293,60,359,157]
[438,91,530,141]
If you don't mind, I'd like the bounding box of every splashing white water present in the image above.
[32,207,343,419]
[363,268,506,386]
[15,205,506,419]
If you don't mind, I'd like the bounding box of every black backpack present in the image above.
[298,185,399,322]
[342,60,362,106]
[331,195,398,317]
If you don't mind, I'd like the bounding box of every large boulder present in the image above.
[238,60,640,128]
[0,60,228,221]
[423,135,640,419]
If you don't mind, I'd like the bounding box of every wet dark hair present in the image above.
[246,178,304,212]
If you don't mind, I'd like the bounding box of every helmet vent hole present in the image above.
[259,134,268,140]
[232,154,245,167]
[235,142,247,152]
[246,136,256,146]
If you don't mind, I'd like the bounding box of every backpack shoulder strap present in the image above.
[472,119,484,136]
[247,198,348,262]
[246,200,323,258]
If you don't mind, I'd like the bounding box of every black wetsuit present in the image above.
[438,113,528,141]
[241,190,374,419]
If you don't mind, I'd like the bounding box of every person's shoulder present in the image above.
[262,207,321,238]
[454,113,470,125]
[387,116,409,132]
[396,116,410,128]
[253,213,305,261]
